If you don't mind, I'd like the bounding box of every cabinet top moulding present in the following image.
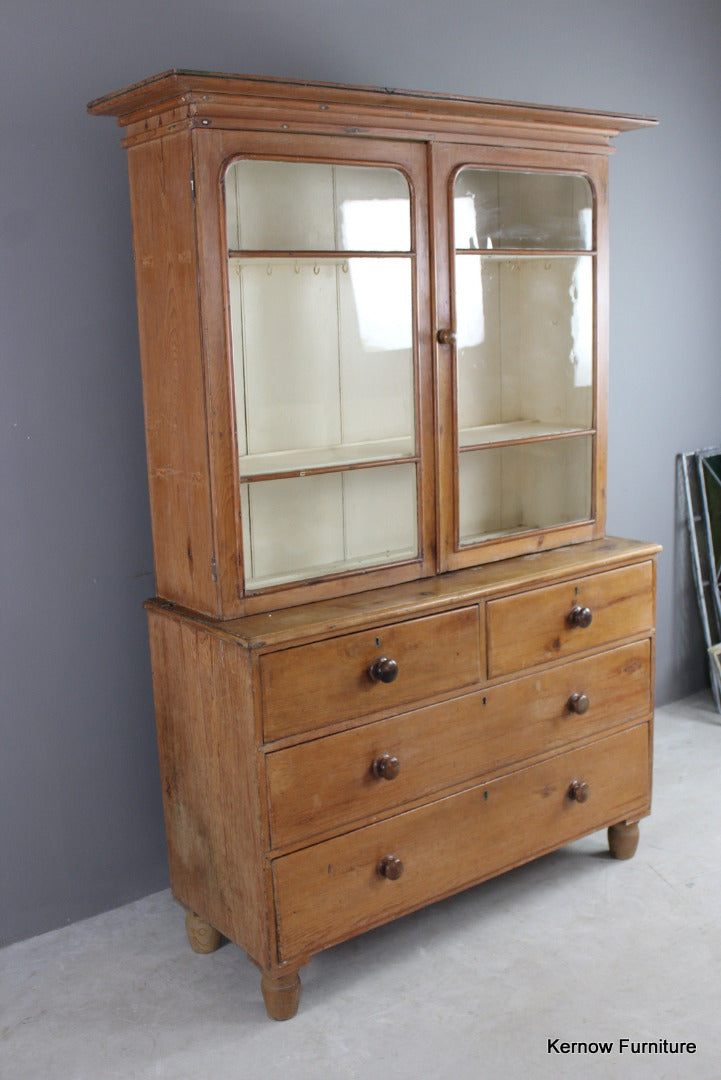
[87,69,658,150]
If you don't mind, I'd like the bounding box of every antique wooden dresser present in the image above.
[89,71,659,1019]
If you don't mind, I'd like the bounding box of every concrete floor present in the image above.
[2,692,720,1080]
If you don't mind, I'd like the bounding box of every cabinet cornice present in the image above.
[88,69,657,149]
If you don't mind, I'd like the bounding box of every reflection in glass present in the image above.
[225,158,419,588]
[226,161,411,251]
[453,166,596,550]
[454,169,592,251]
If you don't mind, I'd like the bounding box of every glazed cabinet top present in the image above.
[89,71,656,618]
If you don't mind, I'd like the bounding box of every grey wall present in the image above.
[2,0,720,946]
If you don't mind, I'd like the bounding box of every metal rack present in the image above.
[680,447,721,710]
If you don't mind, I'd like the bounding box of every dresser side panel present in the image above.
[147,608,270,966]
[127,134,219,614]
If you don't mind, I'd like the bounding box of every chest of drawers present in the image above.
[146,536,657,1019]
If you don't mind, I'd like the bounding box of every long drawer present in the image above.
[487,562,654,678]
[272,724,650,960]
[266,639,652,848]
[260,606,482,741]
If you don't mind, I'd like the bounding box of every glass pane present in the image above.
[454,169,592,251]
[241,464,418,588]
[229,257,415,472]
[226,158,420,589]
[456,254,593,443]
[458,436,593,545]
[226,161,411,251]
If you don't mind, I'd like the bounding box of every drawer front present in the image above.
[266,640,651,848]
[273,724,650,961]
[487,561,654,678]
[261,607,481,741]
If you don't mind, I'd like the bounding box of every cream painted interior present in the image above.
[458,436,593,544]
[241,464,418,588]
[225,160,418,589]
[454,169,595,545]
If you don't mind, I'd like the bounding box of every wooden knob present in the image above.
[369,656,399,683]
[372,753,401,780]
[436,328,457,345]
[568,692,590,715]
[568,779,590,803]
[568,605,593,628]
[377,854,404,880]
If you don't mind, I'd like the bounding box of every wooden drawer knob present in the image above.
[568,779,590,803]
[568,605,593,628]
[369,656,399,683]
[377,854,404,880]
[372,753,401,780]
[436,327,457,345]
[568,692,590,715]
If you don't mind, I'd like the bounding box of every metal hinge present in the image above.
[210,556,217,583]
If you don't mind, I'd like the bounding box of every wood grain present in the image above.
[161,537,659,650]
[272,724,650,960]
[127,134,219,615]
[260,606,482,740]
[266,639,651,848]
[87,69,657,139]
[147,607,271,967]
[487,561,655,677]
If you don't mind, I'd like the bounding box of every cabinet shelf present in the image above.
[460,518,589,546]
[229,250,412,261]
[245,545,419,591]
[459,420,592,450]
[240,437,417,478]
[455,248,595,257]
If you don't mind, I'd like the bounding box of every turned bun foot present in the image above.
[185,910,222,953]
[261,968,301,1020]
[608,821,640,860]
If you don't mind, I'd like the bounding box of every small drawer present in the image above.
[260,606,481,741]
[266,639,651,848]
[487,561,654,678]
[272,724,650,961]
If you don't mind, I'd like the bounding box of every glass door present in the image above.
[434,148,606,569]
[224,156,425,592]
